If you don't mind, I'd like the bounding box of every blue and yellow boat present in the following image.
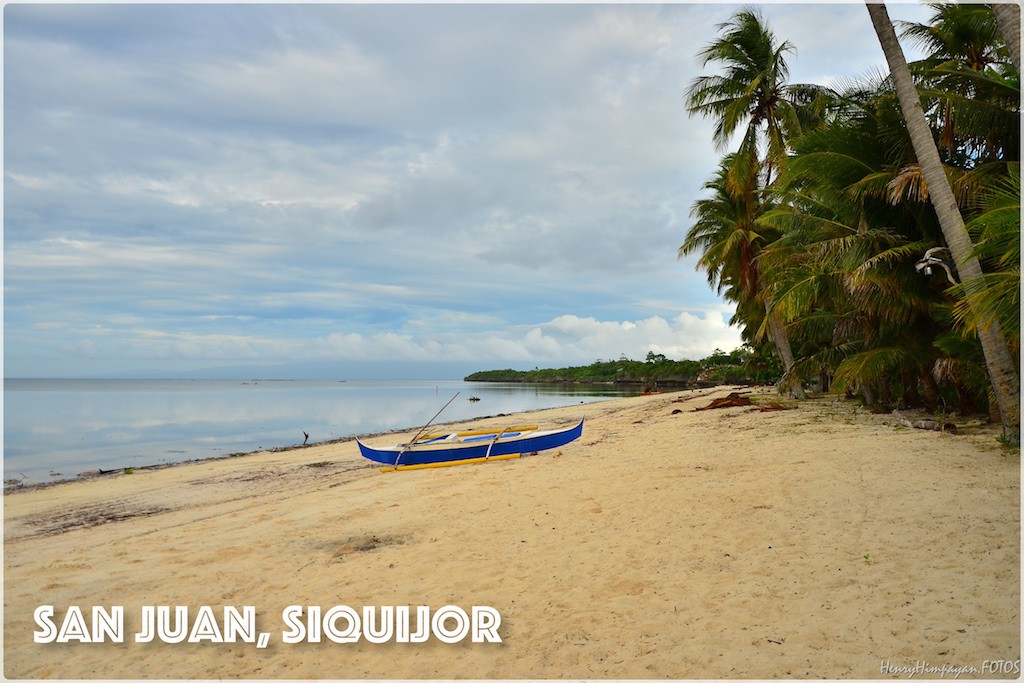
[357,419,584,471]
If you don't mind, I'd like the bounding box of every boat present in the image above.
[356,419,584,471]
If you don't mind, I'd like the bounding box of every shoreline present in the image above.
[2,380,973,494]
[3,396,628,495]
[4,380,646,493]
[4,386,1018,679]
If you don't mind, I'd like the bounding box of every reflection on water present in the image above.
[4,379,639,483]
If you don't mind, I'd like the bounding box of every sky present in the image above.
[3,2,932,379]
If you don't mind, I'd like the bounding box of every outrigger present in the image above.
[356,420,584,471]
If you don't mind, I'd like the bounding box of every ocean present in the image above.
[3,379,637,484]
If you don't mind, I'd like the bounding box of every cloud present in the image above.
[33,311,741,373]
[3,4,894,377]
[528,312,742,362]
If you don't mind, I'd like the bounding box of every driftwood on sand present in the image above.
[892,409,957,434]
[694,392,753,411]
[672,389,728,404]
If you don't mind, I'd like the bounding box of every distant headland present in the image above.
[465,348,779,388]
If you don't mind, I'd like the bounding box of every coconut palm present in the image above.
[685,7,802,187]
[900,3,1020,165]
[688,9,798,166]
[952,170,1021,347]
[761,80,944,410]
[684,7,810,396]
[866,2,1019,443]
[680,157,807,397]
[991,3,1021,71]
[900,3,1006,71]
[680,3,1019,431]
[681,161,765,296]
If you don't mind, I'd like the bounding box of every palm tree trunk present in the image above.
[765,306,807,399]
[861,382,877,411]
[992,3,1021,73]
[901,368,921,408]
[866,2,1021,445]
[921,368,939,412]
[988,388,1003,425]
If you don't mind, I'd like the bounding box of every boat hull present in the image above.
[356,419,584,467]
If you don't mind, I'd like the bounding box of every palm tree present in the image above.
[900,3,1020,165]
[952,170,1021,347]
[680,157,805,396]
[685,7,808,397]
[866,1,1020,444]
[901,3,1005,71]
[685,7,801,187]
[681,161,766,298]
[991,3,1021,72]
[761,77,945,411]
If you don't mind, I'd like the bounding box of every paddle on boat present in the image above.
[357,419,585,471]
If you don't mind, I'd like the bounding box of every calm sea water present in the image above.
[3,379,636,484]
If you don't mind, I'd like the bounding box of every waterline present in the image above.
[4,379,637,484]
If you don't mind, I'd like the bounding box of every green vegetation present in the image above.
[466,348,780,387]
[681,5,1020,442]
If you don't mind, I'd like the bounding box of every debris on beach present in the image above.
[694,392,753,411]
[751,401,797,413]
[671,389,724,404]
[22,501,173,537]
[77,468,120,478]
[891,409,957,434]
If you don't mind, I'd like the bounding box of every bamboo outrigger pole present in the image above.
[417,425,538,441]
[393,392,460,469]
[381,453,520,472]
[483,427,511,460]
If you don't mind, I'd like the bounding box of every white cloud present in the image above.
[3,4,890,377]
[50,311,741,369]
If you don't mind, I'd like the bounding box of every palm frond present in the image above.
[831,347,910,393]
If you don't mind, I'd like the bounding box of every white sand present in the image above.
[4,387,1019,679]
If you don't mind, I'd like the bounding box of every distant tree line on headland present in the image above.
[465,347,782,388]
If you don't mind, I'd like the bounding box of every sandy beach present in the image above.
[4,386,1019,679]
